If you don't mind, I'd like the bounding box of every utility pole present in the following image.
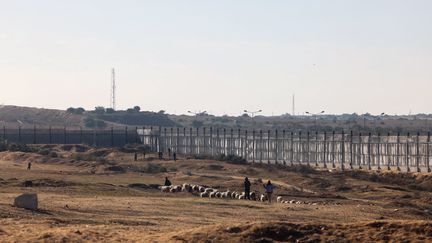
[292,94,295,116]
[110,68,116,110]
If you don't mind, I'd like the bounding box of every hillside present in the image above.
[0,145,431,242]
[0,106,176,129]
[1,105,431,134]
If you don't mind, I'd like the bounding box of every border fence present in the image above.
[1,126,431,173]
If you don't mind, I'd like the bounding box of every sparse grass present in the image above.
[0,148,431,242]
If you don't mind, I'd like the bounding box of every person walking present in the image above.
[27,162,32,170]
[263,180,274,203]
[244,177,251,200]
[164,177,172,187]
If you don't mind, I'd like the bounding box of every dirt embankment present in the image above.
[160,221,432,243]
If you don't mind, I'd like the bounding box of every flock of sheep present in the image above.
[159,183,314,205]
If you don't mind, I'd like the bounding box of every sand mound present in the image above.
[161,221,432,242]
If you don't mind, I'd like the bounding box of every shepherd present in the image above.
[244,177,251,200]
[263,180,274,203]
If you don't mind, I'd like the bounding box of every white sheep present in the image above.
[199,186,205,193]
[216,192,222,198]
[160,186,171,193]
[200,192,209,198]
[225,191,232,198]
[173,185,182,192]
[192,185,199,191]
[260,194,267,202]
[204,188,215,194]
[238,194,245,200]
[170,187,177,193]
[182,183,191,192]
[209,191,218,198]
[277,196,283,203]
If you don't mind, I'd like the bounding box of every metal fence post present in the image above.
[18,126,21,143]
[306,131,310,166]
[350,131,353,169]
[231,128,234,155]
[190,127,193,155]
[341,130,345,171]
[397,132,400,171]
[203,127,207,155]
[196,127,200,154]
[165,128,168,153]
[387,132,391,170]
[267,130,271,164]
[183,127,186,154]
[170,127,174,152]
[282,130,286,165]
[416,132,420,172]
[290,131,294,166]
[299,131,302,165]
[323,131,327,168]
[315,131,319,167]
[238,128,242,157]
[252,130,256,163]
[223,128,227,155]
[210,127,213,156]
[358,133,362,169]
[406,133,410,172]
[80,127,83,144]
[244,130,248,160]
[150,127,153,151]
[216,128,220,155]
[260,130,263,163]
[427,132,431,172]
[377,133,381,170]
[332,131,336,169]
[368,132,372,170]
[176,127,180,153]
[275,130,278,164]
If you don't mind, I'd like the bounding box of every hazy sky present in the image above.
[1,1,431,116]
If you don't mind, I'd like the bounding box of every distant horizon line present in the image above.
[0,104,430,117]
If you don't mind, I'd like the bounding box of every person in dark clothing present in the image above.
[244,177,251,200]
[164,177,172,186]
[27,162,31,170]
[168,148,172,157]
[158,151,163,159]
[173,152,177,161]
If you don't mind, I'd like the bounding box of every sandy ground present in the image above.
[0,146,432,242]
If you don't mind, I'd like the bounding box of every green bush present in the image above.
[216,154,247,164]
[142,163,167,173]
[38,148,50,156]
[7,143,35,153]
[49,151,58,158]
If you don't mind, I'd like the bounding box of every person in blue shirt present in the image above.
[263,180,275,203]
